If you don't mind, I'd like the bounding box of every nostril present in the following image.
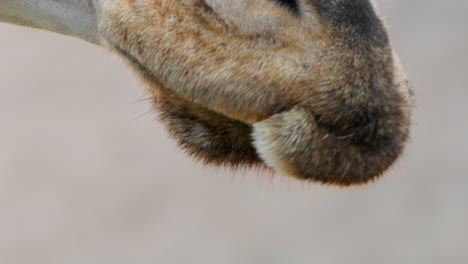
[199,0,214,15]
[275,0,300,14]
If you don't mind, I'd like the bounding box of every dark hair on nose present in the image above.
[275,0,300,14]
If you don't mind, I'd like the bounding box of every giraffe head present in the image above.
[0,0,413,185]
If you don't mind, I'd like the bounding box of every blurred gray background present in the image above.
[0,0,467,263]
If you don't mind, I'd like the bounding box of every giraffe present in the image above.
[0,0,413,185]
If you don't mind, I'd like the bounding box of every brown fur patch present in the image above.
[97,0,413,185]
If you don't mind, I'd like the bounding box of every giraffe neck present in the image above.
[0,0,99,44]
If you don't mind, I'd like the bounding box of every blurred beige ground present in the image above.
[0,1,467,263]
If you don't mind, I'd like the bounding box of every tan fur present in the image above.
[96,0,413,185]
